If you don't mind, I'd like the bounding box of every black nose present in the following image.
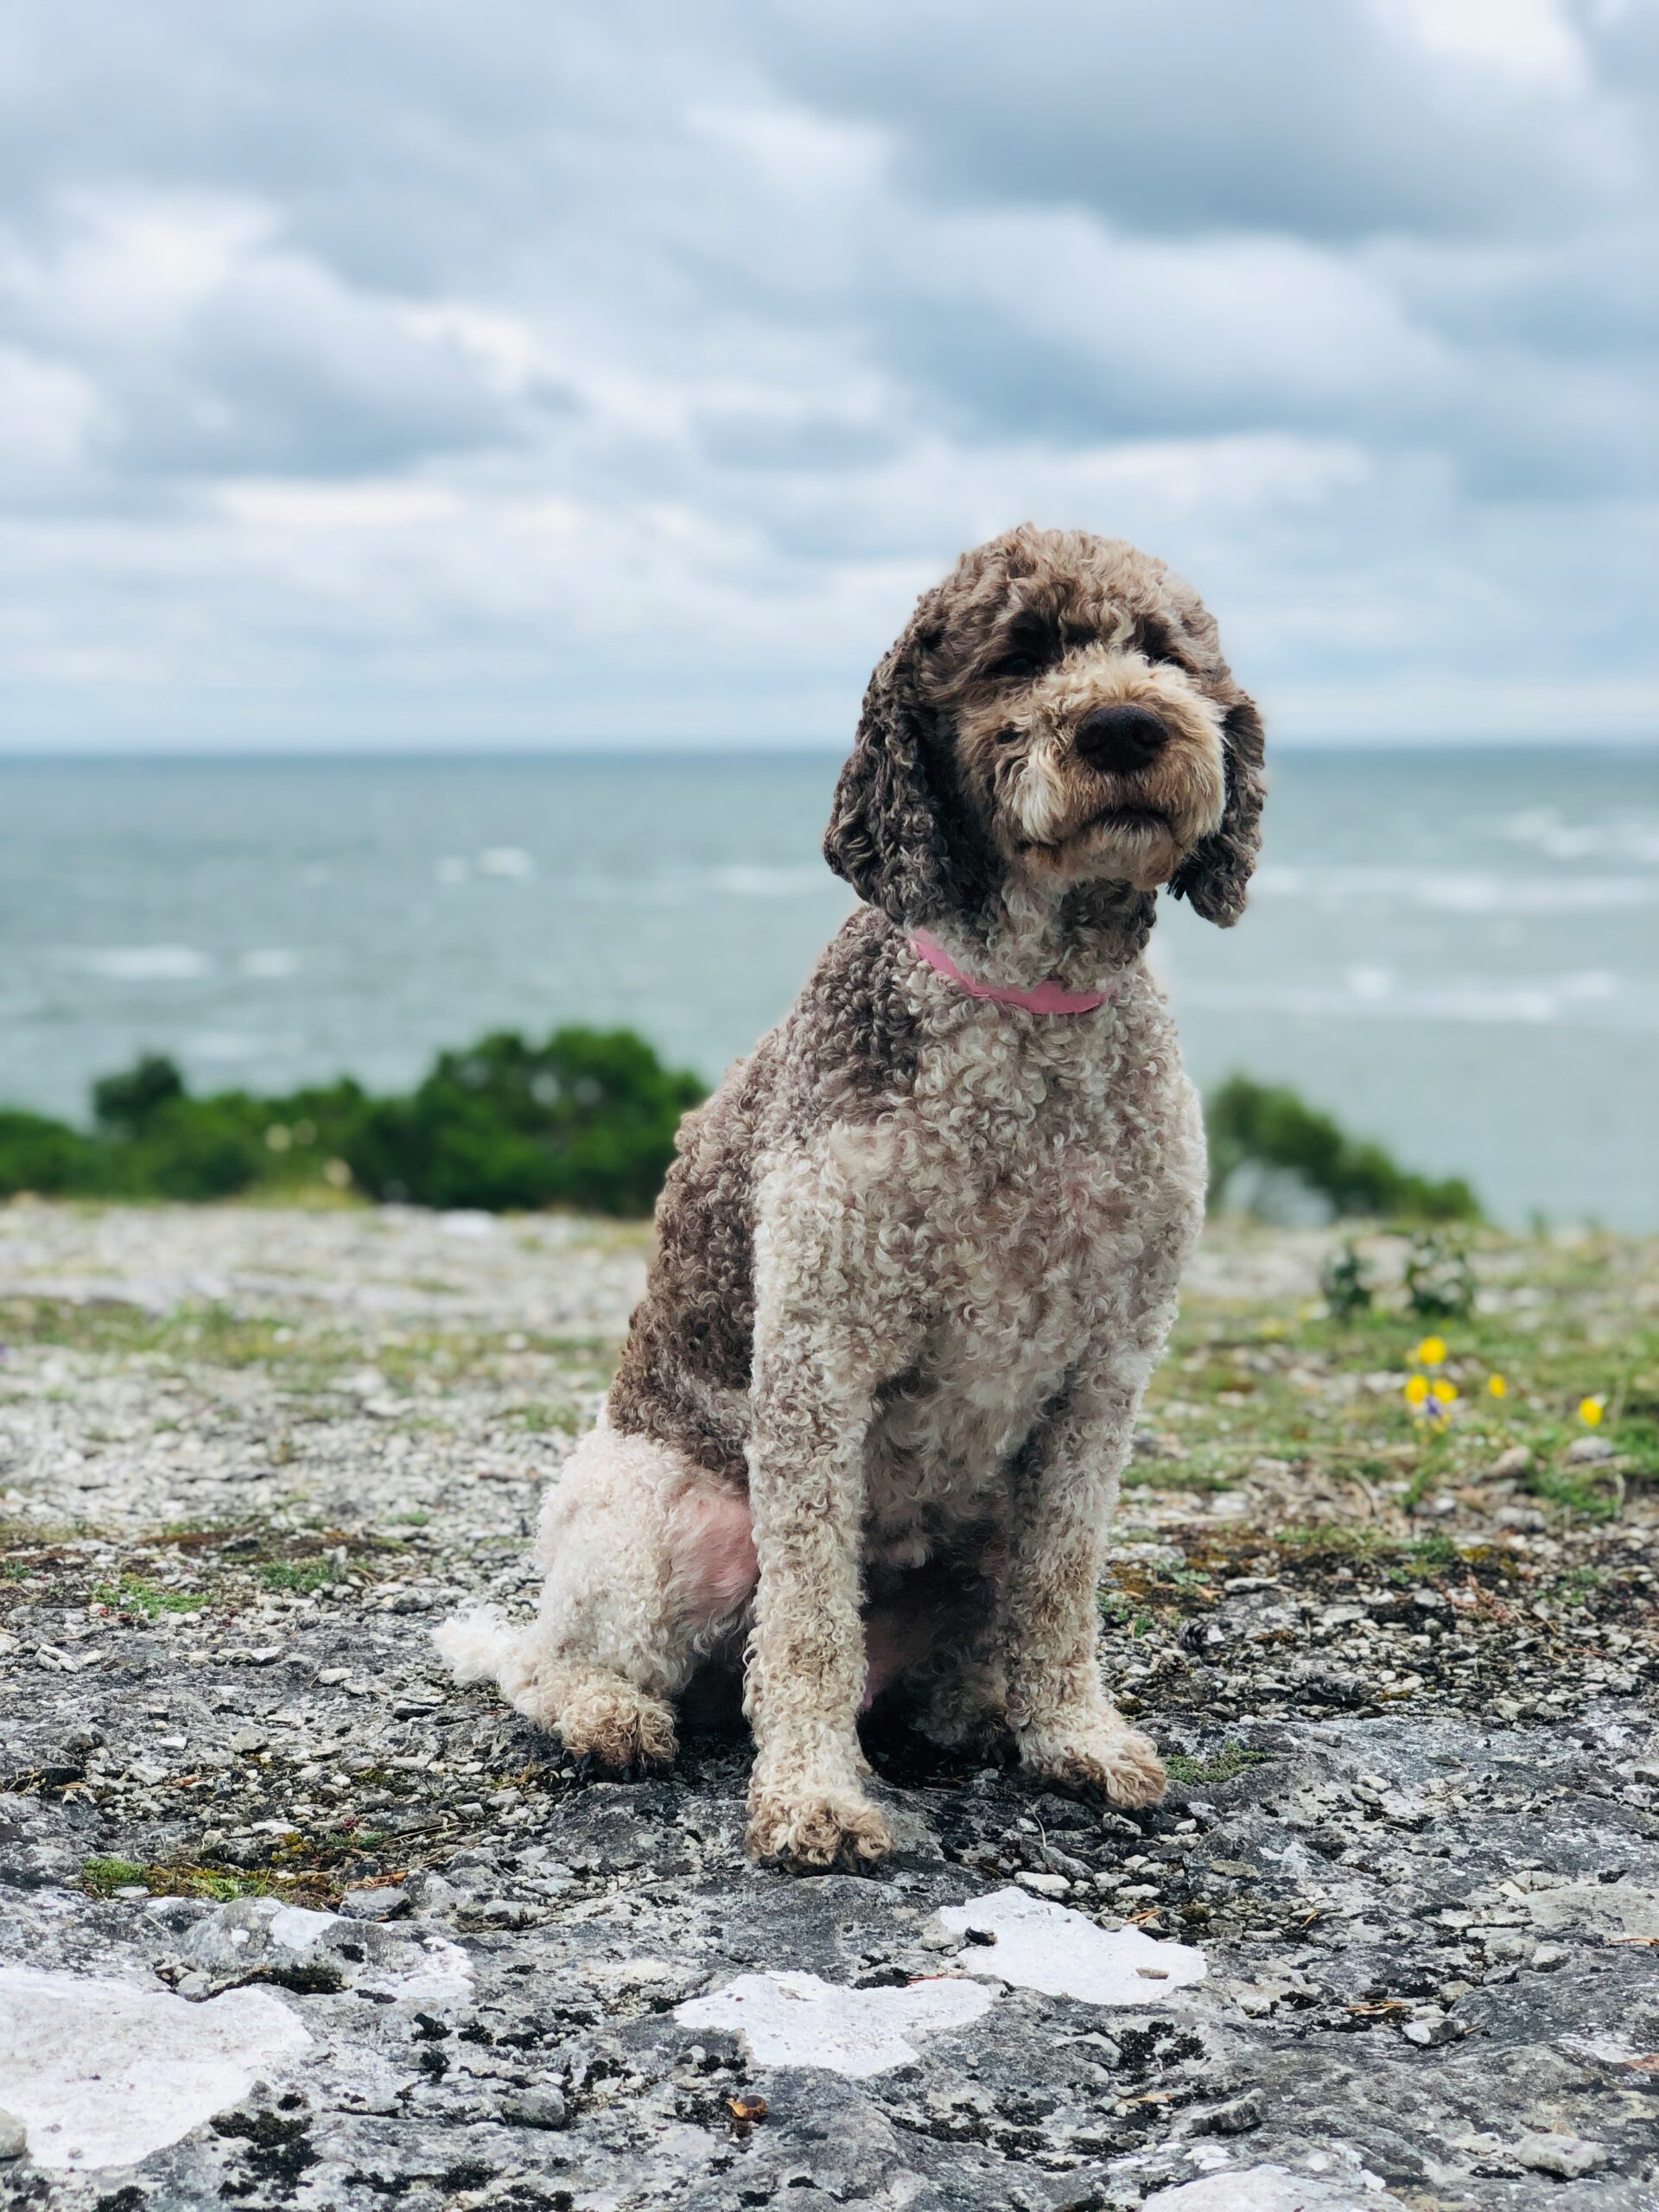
[1075,702,1168,773]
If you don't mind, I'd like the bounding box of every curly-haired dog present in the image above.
[438,524,1265,1868]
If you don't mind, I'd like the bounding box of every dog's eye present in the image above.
[1135,618,1186,670]
[985,623,1058,683]
[987,651,1039,682]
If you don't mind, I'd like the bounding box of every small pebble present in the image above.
[916,1917,961,1952]
[1014,1872,1071,1899]
[1565,1435,1615,1466]
[1513,2131,1606,2179]
[1191,2090,1262,2136]
[339,1885,410,1922]
[502,2088,567,2132]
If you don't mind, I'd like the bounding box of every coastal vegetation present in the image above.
[1,1030,1474,1225]
[1205,1075,1479,1224]
[0,1029,702,1217]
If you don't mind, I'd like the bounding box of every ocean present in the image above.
[1,747,1655,1230]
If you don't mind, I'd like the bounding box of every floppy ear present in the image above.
[1170,695,1266,927]
[824,626,984,929]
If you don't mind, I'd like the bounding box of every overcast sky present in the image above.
[2,0,1655,750]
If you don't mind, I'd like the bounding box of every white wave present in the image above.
[68,945,212,981]
[477,845,535,878]
[188,1029,304,1060]
[523,861,846,904]
[1252,864,1658,914]
[239,949,300,979]
[1177,968,1638,1029]
[1344,963,1395,1001]
[1499,808,1659,865]
[709,864,836,898]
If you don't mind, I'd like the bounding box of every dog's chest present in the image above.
[861,1017,1166,1534]
[903,1015,1153,1293]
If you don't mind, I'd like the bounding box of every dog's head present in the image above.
[825,524,1264,933]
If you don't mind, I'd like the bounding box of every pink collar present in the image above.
[908,927,1122,1015]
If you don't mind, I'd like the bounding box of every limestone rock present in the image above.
[1514,2130,1608,2178]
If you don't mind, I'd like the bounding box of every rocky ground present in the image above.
[2,1199,1658,2211]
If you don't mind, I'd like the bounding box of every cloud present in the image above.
[749,0,1628,239]
[0,344,105,497]
[0,0,1654,747]
[1381,0,1591,92]
[0,190,544,486]
[857,211,1455,445]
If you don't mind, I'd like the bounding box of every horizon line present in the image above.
[2,731,1658,764]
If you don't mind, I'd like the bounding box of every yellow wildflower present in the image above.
[1404,1375,1430,1407]
[1415,1336,1447,1367]
[1487,1374,1507,1398]
[1431,1379,1458,1404]
[1580,1397,1605,1427]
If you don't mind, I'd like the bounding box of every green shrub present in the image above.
[1402,1231,1477,1319]
[1206,1076,1481,1224]
[345,1028,703,1216]
[0,1029,704,1218]
[1319,1238,1375,1317]
[0,1109,106,1197]
[2,1044,1482,1229]
[118,1098,270,1201]
[92,1052,185,1135]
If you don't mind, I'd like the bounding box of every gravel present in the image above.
[2,1200,1658,2210]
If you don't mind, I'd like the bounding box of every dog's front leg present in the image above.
[1002,1195,1202,1806]
[744,1328,893,1868]
[742,1168,907,1870]
[1001,1367,1166,1808]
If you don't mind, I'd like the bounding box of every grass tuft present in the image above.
[517,1402,582,1436]
[82,1854,305,1904]
[258,1558,340,1594]
[1165,1745,1274,1787]
[89,1576,210,1617]
[82,1856,148,1896]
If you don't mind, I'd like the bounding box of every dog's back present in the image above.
[607,904,918,1488]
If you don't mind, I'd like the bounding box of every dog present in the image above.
[437,524,1264,1869]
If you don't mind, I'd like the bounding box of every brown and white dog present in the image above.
[437,524,1265,1869]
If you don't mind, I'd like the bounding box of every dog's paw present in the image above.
[1016,1713,1166,1808]
[747,1783,895,1872]
[547,1679,677,1777]
[910,1669,1015,1762]
[913,1705,1018,1764]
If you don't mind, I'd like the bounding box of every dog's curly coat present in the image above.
[438,524,1265,1868]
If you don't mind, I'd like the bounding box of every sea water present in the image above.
[0,747,1654,1229]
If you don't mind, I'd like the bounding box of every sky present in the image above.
[0,0,1656,751]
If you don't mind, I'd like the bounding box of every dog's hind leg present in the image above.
[435,1423,756,1773]
[874,1547,1014,1758]
[906,1624,1013,1760]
